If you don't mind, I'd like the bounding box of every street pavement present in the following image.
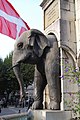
[0,107,28,116]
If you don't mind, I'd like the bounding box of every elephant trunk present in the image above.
[12,62,25,100]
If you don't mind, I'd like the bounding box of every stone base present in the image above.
[33,110,72,120]
[0,110,72,120]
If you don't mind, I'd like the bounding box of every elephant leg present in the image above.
[45,54,61,110]
[32,66,47,109]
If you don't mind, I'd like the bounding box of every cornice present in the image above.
[40,0,53,9]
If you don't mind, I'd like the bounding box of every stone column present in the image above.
[40,0,79,115]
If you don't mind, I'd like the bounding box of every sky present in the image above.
[0,0,43,60]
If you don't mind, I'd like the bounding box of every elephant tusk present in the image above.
[7,63,19,71]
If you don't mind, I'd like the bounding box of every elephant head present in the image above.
[12,29,50,100]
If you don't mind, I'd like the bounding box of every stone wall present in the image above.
[60,0,76,54]
[40,0,79,116]
[75,0,80,67]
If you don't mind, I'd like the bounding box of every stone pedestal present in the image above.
[0,110,72,120]
[33,110,72,120]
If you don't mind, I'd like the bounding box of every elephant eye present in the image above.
[17,42,23,49]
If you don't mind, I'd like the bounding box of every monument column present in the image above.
[40,0,79,114]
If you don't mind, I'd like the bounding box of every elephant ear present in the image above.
[29,29,50,57]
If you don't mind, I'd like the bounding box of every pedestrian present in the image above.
[0,107,1,113]
[22,98,25,108]
[27,97,34,111]
[15,98,19,107]
[0,99,1,113]
[19,100,22,107]
[0,99,3,108]
[18,109,21,113]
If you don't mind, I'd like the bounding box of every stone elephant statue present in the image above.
[12,29,61,110]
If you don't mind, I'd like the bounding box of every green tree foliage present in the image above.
[21,63,35,87]
[4,52,19,92]
[0,58,7,94]
[0,52,35,94]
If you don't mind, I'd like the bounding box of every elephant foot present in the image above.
[49,101,60,110]
[32,100,43,110]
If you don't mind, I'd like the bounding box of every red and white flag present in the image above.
[0,0,30,39]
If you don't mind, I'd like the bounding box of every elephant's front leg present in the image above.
[32,66,47,109]
[45,55,61,110]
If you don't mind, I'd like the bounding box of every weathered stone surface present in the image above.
[41,0,79,115]
[33,110,72,120]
